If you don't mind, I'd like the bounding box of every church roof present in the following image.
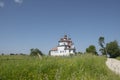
[51,47,58,51]
[59,35,72,42]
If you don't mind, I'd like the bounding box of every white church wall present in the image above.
[59,42,68,46]
[57,46,65,50]
[51,52,70,56]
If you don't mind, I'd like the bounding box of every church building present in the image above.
[49,35,76,56]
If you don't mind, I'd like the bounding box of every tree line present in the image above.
[29,36,120,58]
[85,36,120,58]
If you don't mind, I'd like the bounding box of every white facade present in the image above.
[49,35,76,56]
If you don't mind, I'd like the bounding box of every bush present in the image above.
[106,40,120,58]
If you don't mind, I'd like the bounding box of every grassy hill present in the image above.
[0,54,120,80]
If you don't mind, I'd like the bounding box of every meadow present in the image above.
[0,54,120,80]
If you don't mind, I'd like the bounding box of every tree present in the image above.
[1,53,4,56]
[77,52,83,54]
[30,48,43,58]
[98,36,107,55]
[106,40,120,58]
[98,37,104,48]
[99,48,106,55]
[86,45,97,55]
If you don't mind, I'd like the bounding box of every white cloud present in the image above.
[0,2,4,8]
[14,0,23,4]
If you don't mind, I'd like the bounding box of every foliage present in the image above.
[77,52,83,55]
[0,55,120,80]
[98,37,105,48]
[116,57,120,60]
[30,48,43,56]
[106,40,120,58]
[99,48,106,55]
[98,36,106,55]
[86,45,97,55]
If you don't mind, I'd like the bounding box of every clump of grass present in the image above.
[0,54,120,80]
[116,57,120,60]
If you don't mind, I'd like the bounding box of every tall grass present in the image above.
[0,54,120,80]
[116,57,120,60]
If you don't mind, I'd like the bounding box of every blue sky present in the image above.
[0,0,120,54]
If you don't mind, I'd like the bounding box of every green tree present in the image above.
[98,37,104,48]
[98,36,107,55]
[30,48,43,58]
[106,40,120,58]
[76,52,83,55]
[99,48,106,55]
[86,45,97,55]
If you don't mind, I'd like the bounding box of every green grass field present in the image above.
[0,54,120,80]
